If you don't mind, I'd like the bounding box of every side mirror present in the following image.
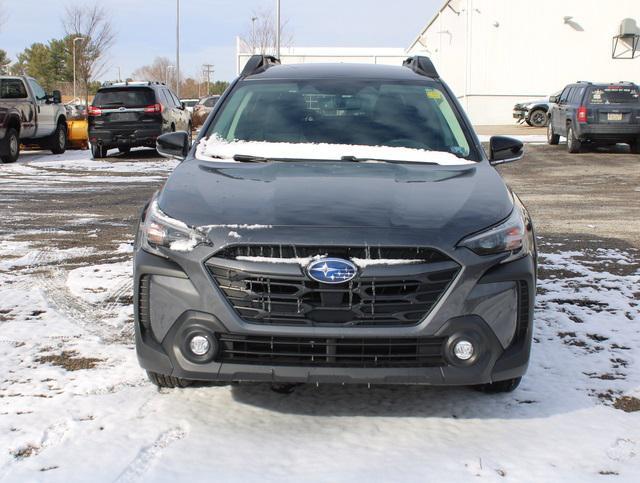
[52,90,62,104]
[157,131,190,161]
[549,95,559,103]
[489,136,524,165]
[180,101,186,110]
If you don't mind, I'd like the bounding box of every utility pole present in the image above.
[275,0,281,58]
[202,64,214,96]
[72,37,84,101]
[166,65,175,86]
[251,16,257,52]
[176,0,181,96]
[116,66,121,82]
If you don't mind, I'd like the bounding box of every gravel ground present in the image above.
[0,144,638,481]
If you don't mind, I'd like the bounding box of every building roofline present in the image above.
[407,0,452,51]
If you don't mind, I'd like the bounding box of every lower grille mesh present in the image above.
[217,334,446,367]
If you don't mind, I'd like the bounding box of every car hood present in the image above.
[158,159,513,245]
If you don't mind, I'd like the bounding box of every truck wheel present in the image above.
[547,123,559,145]
[50,121,67,154]
[90,143,108,159]
[474,377,522,393]
[528,108,548,127]
[147,371,191,388]
[567,125,582,153]
[1,128,20,163]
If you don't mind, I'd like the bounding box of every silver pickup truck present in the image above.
[0,76,67,163]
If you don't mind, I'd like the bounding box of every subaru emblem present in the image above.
[307,258,357,284]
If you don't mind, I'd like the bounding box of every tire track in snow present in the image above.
[114,427,187,482]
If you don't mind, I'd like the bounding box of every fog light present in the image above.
[453,340,474,361]
[189,335,211,356]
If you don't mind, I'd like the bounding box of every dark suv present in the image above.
[134,56,536,393]
[88,81,191,158]
[547,81,640,153]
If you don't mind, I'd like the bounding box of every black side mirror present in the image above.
[489,136,524,165]
[51,90,62,104]
[549,95,559,103]
[157,131,190,161]
[180,101,186,110]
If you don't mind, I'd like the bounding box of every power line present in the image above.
[202,63,214,95]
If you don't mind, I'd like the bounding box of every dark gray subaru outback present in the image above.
[134,56,536,393]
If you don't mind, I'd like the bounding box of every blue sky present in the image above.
[1,0,441,81]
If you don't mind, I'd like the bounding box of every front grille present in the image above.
[206,245,459,327]
[217,334,446,367]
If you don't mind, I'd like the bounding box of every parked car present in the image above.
[181,98,199,114]
[0,75,67,163]
[512,93,559,127]
[134,55,537,394]
[88,81,192,159]
[547,81,640,153]
[192,95,220,128]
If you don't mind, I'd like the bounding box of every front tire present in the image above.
[147,371,191,388]
[90,143,108,159]
[1,128,20,163]
[547,123,559,145]
[567,125,582,153]
[50,121,67,154]
[528,108,548,127]
[474,377,522,393]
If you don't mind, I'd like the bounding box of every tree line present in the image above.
[0,2,229,102]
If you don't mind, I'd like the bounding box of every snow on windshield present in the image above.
[195,135,475,166]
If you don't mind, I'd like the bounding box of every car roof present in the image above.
[244,62,434,82]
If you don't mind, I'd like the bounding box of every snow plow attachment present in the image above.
[66,119,89,150]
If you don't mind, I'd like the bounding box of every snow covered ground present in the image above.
[0,149,639,482]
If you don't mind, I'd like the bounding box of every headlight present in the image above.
[139,197,207,257]
[458,198,533,263]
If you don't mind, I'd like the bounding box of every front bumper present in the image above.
[513,109,528,121]
[134,231,536,386]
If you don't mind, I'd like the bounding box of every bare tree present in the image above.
[62,3,115,104]
[132,57,179,87]
[0,1,6,33]
[240,7,293,55]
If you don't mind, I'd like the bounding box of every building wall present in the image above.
[409,0,640,124]
[236,41,408,76]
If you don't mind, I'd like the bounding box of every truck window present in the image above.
[0,79,28,99]
[27,79,47,101]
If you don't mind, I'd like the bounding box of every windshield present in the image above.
[589,86,640,105]
[206,79,474,159]
[93,87,155,107]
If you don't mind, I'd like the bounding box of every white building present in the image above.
[236,39,407,76]
[407,0,640,124]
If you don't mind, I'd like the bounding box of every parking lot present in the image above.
[0,142,639,480]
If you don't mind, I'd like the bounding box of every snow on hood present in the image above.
[195,136,474,166]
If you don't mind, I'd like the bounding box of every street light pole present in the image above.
[275,0,281,58]
[176,0,180,96]
[72,37,83,101]
[166,65,175,86]
[251,16,257,52]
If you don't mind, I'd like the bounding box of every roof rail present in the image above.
[402,56,439,79]
[101,80,166,87]
[240,55,281,77]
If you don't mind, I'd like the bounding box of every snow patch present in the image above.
[196,136,474,166]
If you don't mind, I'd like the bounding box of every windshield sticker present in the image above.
[425,88,443,100]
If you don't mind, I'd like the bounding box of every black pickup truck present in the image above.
[0,76,67,163]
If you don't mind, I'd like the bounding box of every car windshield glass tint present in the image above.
[207,80,472,159]
[93,88,155,107]
[589,86,640,104]
[204,97,219,107]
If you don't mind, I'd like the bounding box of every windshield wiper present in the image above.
[340,156,437,165]
[232,154,439,165]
